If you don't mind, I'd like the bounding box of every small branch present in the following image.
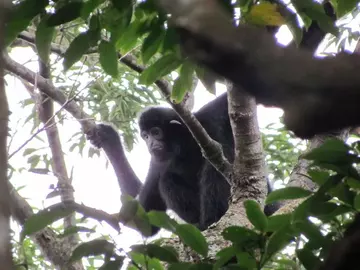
[8,123,52,159]
[42,202,120,232]
[288,130,349,190]
[9,182,88,270]
[14,30,232,181]
[2,52,95,133]
[172,101,233,179]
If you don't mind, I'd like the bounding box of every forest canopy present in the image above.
[1,0,360,269]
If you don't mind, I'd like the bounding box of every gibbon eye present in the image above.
[151,127,163,140]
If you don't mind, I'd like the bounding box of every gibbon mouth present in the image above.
[151,145,164,152]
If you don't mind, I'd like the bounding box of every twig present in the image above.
[8,124,53,159]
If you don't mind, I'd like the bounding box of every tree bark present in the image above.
[0,0,14,268]
[156,0,360,138]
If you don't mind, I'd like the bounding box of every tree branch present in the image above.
[37,59,79,248]
[9,183,84,270]
[3,52,95,132]
[14,32,228,179]
[228,84,267,204]
[36,202,120,232]
[0,0,14,267]
[156,0,360,139]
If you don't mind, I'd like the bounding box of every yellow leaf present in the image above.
[244,2,285,26]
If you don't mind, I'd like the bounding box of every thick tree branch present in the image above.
[228,84,267,204]
[9,183,83,269]
[156,0,360,139]
[37,59,79,249]
[288,130,349,190]
[0,0,14,268]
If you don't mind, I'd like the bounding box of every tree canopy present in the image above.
[2,0,360,269]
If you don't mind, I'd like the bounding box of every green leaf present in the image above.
[89,14,100,32]
[265,187,312,205]
[5,0,49,47]
[141,27,165,64]
[147,211,178,232]
[162,27,179,53]
[119,198,152,236]
[346,177,360,190]
[329,182,355,205]
[111,0,134,26]
[236,252,257,269]
[275,259,298,269]
[63,32,91,71]
[293,220,332,249]
[168,263,195,270]
[175,224,208,257]
[308,169,330,186]
[58,226,95,238]
[292,197,313,222]
[23,148,38,156]
[169,263,212,270]
[303,3,337,35]
[99,258,124,270]
[130,252,164,270]
[263,224,295,262]
[317,174,344,195]
[337,0,358,17]
[266,214,291,232]
[115,21,140,53]
[47,2,83,26]
[21,205,74,241]
[222,226,260,248]
[131,244,178,263]
[309,202,338,217]
[70,239,115,262]
[81,0,105,19]
[99,41,118,78]
[139,53,183,86]
[355,194,360,210]
[285,12,303,47]
[119,197,138,220]
[304,138,358,165]
[315,204,352,223]
[214,247,236,269]
[27,154,40,168]
[171,61,194,103]
[296,248,322,270]
[195,67,217,94]
[36,15,55,64]
[244,200,268,232]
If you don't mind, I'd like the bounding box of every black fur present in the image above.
[138,94,232,231]
[90,93,278,235]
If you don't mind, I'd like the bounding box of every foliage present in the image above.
[5,0,360,269]
[17,137,360,269]
[262,122,305,187]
